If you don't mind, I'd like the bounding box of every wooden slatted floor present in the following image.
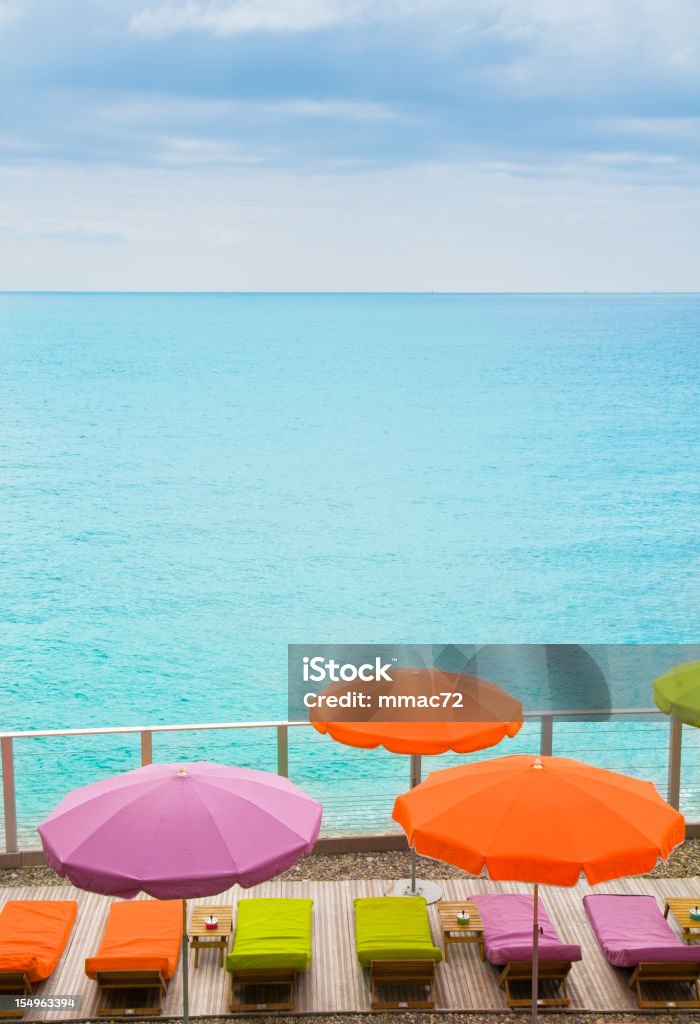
[2,874,700,1019]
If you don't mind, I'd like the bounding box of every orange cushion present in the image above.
[0,900,77,983]
[85,900,181,981]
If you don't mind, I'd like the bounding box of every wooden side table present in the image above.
[188,904,234,967]
[664,898,700,944]
[436,900,484,962]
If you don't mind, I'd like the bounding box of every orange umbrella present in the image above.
[393,755,684,1021]
[310,667,522,755]
[310,667,523,899]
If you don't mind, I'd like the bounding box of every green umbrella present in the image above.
[653,660,700,727]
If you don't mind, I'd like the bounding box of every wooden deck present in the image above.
[3,874,700,1019]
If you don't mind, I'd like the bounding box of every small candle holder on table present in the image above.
[436,900,484,962]
[188,905,234,967]
[664,899,700,944]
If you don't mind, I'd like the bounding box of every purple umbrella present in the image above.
[39,762,322,1022]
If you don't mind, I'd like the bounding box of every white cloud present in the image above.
[0,132,43,154]
[0,214,127,243]
[128,0,700,66]
[155,135,265,165]
[476,0,700,84]
[102,94,399,125]
[585,151,679,166]
[0,1,23,29]
[263,99,398,121]
[130,0,366,37]
[598,116,700,140]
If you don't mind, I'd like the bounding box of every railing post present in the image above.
[1,737,18,854]
[140,730,152,766]
[667,717,682,809]
[277,725,289,778]
[540,714,554,757]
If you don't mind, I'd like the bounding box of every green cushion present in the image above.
[354,897,442,966]
[226,898,313,973]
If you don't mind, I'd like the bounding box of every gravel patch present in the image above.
[278,842,700,882]
[278,852,469,882]
[647,839,700,878]
[0,865,72,888]
[3,841,700,888]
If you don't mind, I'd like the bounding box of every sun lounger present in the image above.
[472,893,582,1008]
[226,898,313,1012]
[85,899,181,1017]
[354,896,442,1009]
[0,900,77,1019]
[584,893,700,1009]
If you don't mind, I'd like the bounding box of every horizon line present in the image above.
[1,290,699,297]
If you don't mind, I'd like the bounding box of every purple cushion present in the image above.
[584,894,700,968]
[472,894,582,965]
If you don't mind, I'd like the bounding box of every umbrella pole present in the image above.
[409,755,421,896]
[387,753,442,902]
[531,883,539,1024]
[182,898,190,1024]
[410,753,421,789]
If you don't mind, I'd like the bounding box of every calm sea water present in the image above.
[1,293,699,839]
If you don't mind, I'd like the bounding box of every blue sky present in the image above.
[1,0,699,290]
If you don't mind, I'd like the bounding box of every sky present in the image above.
[0,0,699,290]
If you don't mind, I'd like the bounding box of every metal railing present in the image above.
[1,708,696,855]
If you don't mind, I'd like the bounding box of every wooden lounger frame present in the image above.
[0,972,32,1020]
[498,960,574,1008]
[229,968,298,1012]
[369,959,436,1010]
[629,961,700,1009]
[94,969,167,1017]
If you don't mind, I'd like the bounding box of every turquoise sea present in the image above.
[1,293,700,842]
